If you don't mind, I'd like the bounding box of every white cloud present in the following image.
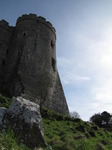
[57,18,112,121]
[57,57,91,85]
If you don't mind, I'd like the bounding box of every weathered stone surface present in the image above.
[3,97,46,148]
[0,107,7,128]
[0,14,69,116]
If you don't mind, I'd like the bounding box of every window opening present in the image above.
[51,40,54,49]
[52,57,56,71]
[12,32,14,36]
[6,49,9,55]
[23,32,26,37]
[18,51,21,56]
[2,59,6,66]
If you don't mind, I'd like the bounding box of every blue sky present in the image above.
[1,0,112,120]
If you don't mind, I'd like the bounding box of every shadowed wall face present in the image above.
[0,20,12,91]
[0,14,69,116]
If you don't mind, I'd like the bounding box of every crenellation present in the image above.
[38,16,46,21]
[17,14,37,23]
[0,20,13,33]
[16,14,56,36]
[46,21,52,27]
[0,20,9,28]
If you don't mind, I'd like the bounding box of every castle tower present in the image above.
[0,14,69,115]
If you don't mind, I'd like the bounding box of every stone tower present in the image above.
[0,14,69,115]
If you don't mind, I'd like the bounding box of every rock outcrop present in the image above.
[1,97,46,148]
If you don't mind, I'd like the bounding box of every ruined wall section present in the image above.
[0,20,12,92]
[1,21,24,96]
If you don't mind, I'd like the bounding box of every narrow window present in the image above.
[51,40,54,49]
[2,59,6,66]
[6,49,9,55]
[12,32,14,36]
[51,57,56,71]
[23,32,26,37]
[17,51,21,56]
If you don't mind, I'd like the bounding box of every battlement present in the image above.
[16,14,56,33]
[0,19,10,30]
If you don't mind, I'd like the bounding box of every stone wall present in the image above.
[0,14,69,116]
[0,20,12,91]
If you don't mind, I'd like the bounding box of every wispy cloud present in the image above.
[57,57,91,85]
[57,16,112,121]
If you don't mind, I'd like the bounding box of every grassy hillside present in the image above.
[0,94,112,150]
[42,108,112,150]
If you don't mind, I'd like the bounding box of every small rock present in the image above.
[88,131,96,137]
[76,125,86,132]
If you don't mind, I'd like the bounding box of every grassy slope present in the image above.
[0,94,112,150]
[42,108,112,150]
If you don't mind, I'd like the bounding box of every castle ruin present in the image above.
[0,14,69,115]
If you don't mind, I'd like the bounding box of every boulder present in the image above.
[0,107,7,128]
[3,97,46,148]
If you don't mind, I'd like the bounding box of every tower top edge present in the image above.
[16,14,56,33]
[0,19,9,29]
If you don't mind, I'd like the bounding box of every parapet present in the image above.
[0,20,9,30]
[16,14,56,34]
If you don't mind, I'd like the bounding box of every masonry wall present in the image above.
[0,14,69,115]
[0,20,12,92]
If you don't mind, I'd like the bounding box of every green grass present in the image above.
[0,93,13,108]
[41,108,112,150]
[0,94,112,150]
[0,129,29,150]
